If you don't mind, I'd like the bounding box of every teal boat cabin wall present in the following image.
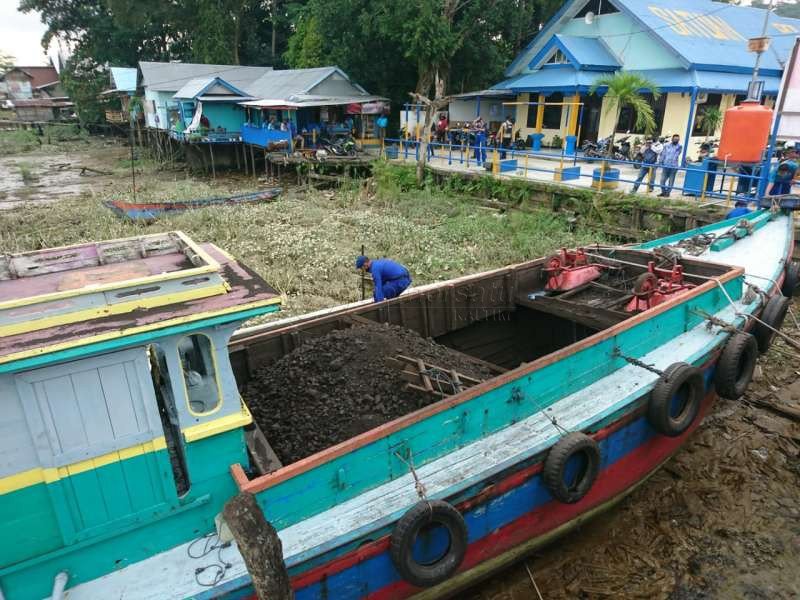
[0,321,253,600]
[248,272,744,531]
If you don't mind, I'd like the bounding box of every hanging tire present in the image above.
[754,294,790,353]
[715,332,758,400]
[781,262,800,297]
[543,432,601,504]
[647,362,704,437]
[390,500,467,588]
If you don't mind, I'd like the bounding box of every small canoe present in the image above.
[104,188,282,220]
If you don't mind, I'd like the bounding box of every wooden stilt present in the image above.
[250,144,256,180]
[264,150,268,177]
[235,143,241,170]
[222,493,291,600]
[209,144,216,179]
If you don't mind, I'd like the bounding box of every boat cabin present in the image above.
[0,232,280,599]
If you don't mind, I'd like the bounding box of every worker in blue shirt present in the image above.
[356,255,411,302]
[657,134,683,197]
[726,200,751,220]
[767,160,798,196]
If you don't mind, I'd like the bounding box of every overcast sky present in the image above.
[0,0,52,66]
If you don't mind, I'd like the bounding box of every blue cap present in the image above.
[355,255,368,269]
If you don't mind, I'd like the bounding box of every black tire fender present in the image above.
[715,332,758,400]
[754,294,790,353]
[390,499,467,588]
[781,262,800,297]
[543,432,601,504]
[647,362,704,437]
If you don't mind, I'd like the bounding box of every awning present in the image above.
[240,94,388,109]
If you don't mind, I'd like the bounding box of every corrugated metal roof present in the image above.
[110,67,137,93]
[492,68,606,93]
[173,77,252,100]
[553,35,620,68]
[246,67,368,100]
[613,0,799,75]
[241,94,387,108]
[139,61,272,92]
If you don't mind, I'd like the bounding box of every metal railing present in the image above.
[381,137,776,207]
[169,129,242,143]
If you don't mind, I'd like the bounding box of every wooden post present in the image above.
[209,144,216,179]
[222,493,292,600]
[264,149,269,177]
[235,143,241,170]
[250,144,257,180]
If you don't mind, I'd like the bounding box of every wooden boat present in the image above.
[0,210,795,600]
[104,188,282,221]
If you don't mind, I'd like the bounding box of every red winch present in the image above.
[625,261,695,312]
[544,248,605,292]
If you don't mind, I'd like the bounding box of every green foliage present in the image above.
[60,62,107,125]
[591,72,661,136]
[551,134,563,149]
[697,106,723,139]
[0,52,13,74]
[284,14,324,68]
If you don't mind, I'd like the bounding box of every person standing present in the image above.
[376,112,388,143]
[471,116,487,165]
[355,256,412,302]
[500,115,514,159]
[631,139,658,194]
[658,134,683,197]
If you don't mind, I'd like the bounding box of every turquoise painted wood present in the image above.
[638,210,769,249]
[255,276,742,530]
[0,428,248,600]
[202,103,246,133]
[0,304,280,375]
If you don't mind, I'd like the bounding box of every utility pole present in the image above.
[748,0,776,101]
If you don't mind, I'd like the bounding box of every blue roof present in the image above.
[615,0,800,75]
[493,68,608,94]
[530,35,620,71]
[493,67,782,95]
[110,67,137,93]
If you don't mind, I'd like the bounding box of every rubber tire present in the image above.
[390,500,467,588]
[754,294,790,353]
[647,362,703,437]
[715,332,758,400]
[781,262,800,297]
[543,432,601,504]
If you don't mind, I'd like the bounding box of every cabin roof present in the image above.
[0,234,280,370]
[109,67,138,93]
[139,61,272,93]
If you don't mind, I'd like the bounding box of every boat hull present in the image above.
[216,353,720,600]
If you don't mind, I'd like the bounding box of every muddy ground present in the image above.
[467,316,800,600]
[244,321,492,464]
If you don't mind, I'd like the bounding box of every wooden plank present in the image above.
[516,295,628,331]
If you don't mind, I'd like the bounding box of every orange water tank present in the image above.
[716,101,773,163]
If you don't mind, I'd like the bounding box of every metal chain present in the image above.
[612,348,665,378]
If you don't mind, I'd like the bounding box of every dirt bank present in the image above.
[468,313,800,600]
[244,321,492,464]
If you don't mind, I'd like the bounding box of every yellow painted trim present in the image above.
[0,284,229,338]
[183,402,253,443]
[535,94,545,132]
[0,437,168,495]
[0,296,282,366]
[0,231,221,312]
[567,93,580,136]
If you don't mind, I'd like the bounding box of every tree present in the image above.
[60,60,107,125]
[410,74,450,185]
[0,52,14,74]
[590,72,661,157]
[697,106,723,141]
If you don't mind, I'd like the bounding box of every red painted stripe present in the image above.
[366,392,716,600]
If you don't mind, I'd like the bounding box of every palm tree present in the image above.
[697,106,723,142]
[590,72,661,158]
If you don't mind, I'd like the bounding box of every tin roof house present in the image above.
[459,0,800,161]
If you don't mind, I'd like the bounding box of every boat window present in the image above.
[178,334,222,416]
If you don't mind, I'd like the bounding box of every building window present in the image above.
[545,50,570,65]
[692,93,723,136]
[616,94,666,135]
[575,0,620,18]
[543,93,564,130]
[178,334,222,416]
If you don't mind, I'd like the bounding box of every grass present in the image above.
[0,164,604,322]
[17,162,37,185]
[0,124,89,157]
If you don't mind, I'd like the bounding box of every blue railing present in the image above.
[169,129,241,143]
[381,138,778,206]
[242,124,292,151]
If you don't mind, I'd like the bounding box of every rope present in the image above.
[394,451,427,500]
[420,367,464,396]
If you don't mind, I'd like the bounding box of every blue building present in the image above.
[459,0,800,161]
